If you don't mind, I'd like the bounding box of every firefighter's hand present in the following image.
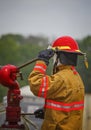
[34,108,44,119]
[38,49,54,65]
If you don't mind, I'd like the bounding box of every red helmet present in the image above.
[52,36,84,55]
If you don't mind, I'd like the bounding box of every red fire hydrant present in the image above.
[0,64,25,129]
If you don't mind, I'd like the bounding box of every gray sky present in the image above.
[0,0,91,39]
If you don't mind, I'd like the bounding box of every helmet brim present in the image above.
[52,47,85,55]
[60,50,85,55]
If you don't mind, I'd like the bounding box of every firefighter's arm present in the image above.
[28,60,46,96]
[28,49,54,96]
[28,60,64,99]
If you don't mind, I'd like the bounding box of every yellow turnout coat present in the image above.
[28,60,85,130]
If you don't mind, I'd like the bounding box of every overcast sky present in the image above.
[0,0,91,39]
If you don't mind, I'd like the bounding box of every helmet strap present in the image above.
[53,51,60,74]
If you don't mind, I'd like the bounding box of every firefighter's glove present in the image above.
[38,49,54,65]
[34,108,44,119]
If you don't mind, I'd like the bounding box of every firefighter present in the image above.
[28,36,85,130]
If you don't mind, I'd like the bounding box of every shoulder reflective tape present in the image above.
[71,66,78,75]
[44,99,84,112]
[34,63,47,74]
[38,76,48,98]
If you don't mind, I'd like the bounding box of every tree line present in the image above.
[0,34,91,102]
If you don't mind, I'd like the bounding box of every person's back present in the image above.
[41,65,84,130]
